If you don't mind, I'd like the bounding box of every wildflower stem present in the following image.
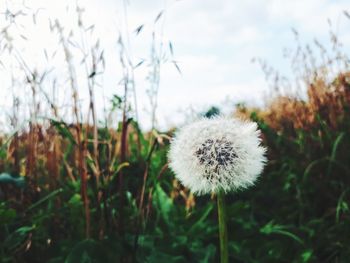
[217,191,228,263]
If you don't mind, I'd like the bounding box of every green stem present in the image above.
[217,191,229,263]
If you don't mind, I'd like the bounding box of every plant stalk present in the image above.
[217,191,229,263]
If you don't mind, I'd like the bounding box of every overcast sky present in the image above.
[1,0,350,131]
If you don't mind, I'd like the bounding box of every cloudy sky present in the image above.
[1,0,350,130]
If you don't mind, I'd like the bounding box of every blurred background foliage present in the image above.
[1,3,350,263]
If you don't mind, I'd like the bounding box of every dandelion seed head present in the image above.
[168,116,267,195]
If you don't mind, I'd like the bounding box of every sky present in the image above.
[0,0,350,131]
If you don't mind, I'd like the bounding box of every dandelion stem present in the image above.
[217,191,229,263]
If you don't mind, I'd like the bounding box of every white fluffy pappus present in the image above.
[168,116,267,195]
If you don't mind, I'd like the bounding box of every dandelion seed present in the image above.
[168,116,267,195]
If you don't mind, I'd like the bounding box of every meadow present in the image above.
[1,4,350,263]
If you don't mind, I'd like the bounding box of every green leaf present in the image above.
[191,243,216,263]
[327,132,345,175]
[50,119,77,145]
[336,189,349,223]
[260,221,304,245]
[26,188,63,212]
[301,249,313,262]
[146,250,185,263]
[3,226,35,252]
[153,184,173,224]
[68,193,83,206]
[0,206,16,225]
[188,203,214,235]
[65,239,108,263]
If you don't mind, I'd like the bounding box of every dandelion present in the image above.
[168,116,267,263]
[168,116,266,195]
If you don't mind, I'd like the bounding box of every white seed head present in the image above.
[168,116,267,195]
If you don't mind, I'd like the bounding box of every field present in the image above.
[1,3,350,263]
